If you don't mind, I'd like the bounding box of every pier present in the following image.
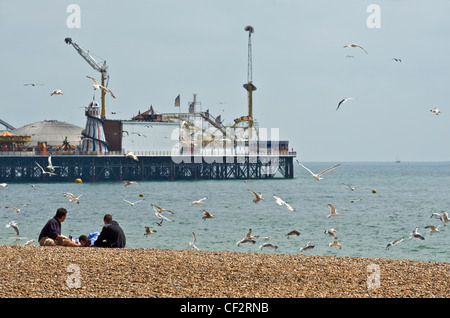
[0,153,295,182]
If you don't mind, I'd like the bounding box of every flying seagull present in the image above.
[327,204,340,218]
[248,189,264,203]
[6,221,19,235]
[62,192,83,204]
[236,237,256,246]
[123,198,143,206]
[24,83,44,86]
[46,155,60,172]
[425,225,440,234]
[299,241,315,252]
[285,230,300,239]
[124,152,139,161]
[430,108,441,115]
[386,237,404,250]
[392,58,402,62]
[296,160,341,181]
[87,76,116,98]
[191,197,207,206]
[273,194,295,211]
[245,228,260,240]
[259,243,278,250]
[151,204,174,214]
[123,180,139,186]
[50,90,63,96]
[189,232,199,250]
[336,97,355,111]
[409,227,425,240]
[202,209,215,220]
[329,240,342,249]
[324,228,338,240]
[144,226,156,236]
[5,205,27,213]
[343,43,368,54]
[35,161,57,176]
[155,211,173,223]
[342,183,361,191]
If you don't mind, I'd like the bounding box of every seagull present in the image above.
[347,199,362,203]
[299,241,315,252]
[392,58,402,62]
[342,183,361,191]
[24,83,44,86]
[124,152,139,161]
[144,226,156,236]
[236,237,256,246]
[285,230,300,238]
[386,237,404,250]
[5,204,27,213]
[409,227,425,240]
[155,211,173,223]
[123,180,139,186]
[336,97,355,111]
[324,228,338,240]
[50,90,63,96]
[189,232,199,250]
[191,197,207,206]
[24,239,35,246]
[35,161,57,176]
[425,225,440,234]
[6,221,19,235]
[296,160,341,181]
[440,212,450,226]
[430,108,441,115]
[0,183,7,187]
[343,43,368,54]
[329,240,342,249]
[62,192,83,204]
[202,210,215,221]
[87,76,116,98]
[327,204,340,218]
[248,189,264,203]
[123,198,143,206]
[259,243,278,250]
[151,204,174,214]
[273,194,295,211]
[46,155,60,171]
[245,228,260,240]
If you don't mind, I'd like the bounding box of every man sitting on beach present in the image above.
[94,214,126,248]
[38,208,81,247]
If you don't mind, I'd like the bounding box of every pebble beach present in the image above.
[0,245,449,299]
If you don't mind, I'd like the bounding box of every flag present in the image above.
[175,94,180,107]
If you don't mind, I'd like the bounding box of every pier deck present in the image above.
[0,153,295,182]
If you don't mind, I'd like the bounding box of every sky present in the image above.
[1,0,450,162]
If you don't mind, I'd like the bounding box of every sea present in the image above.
[1,162,449,263]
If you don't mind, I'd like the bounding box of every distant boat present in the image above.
[395,154,401,163]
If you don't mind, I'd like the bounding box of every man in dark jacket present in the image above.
[94,214,126,248]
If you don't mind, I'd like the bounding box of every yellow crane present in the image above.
[65,37,110,118]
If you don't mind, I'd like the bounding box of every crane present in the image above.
[64,37,109,118]
[243,25,256,138]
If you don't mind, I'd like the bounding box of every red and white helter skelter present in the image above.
[81,100,108,153]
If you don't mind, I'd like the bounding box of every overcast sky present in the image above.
[1,0,450,162]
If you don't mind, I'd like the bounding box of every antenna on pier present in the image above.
[243,25,256,137]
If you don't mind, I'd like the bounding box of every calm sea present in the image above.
[1,162,449,262]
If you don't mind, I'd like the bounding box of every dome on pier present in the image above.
[12,120,83,147]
